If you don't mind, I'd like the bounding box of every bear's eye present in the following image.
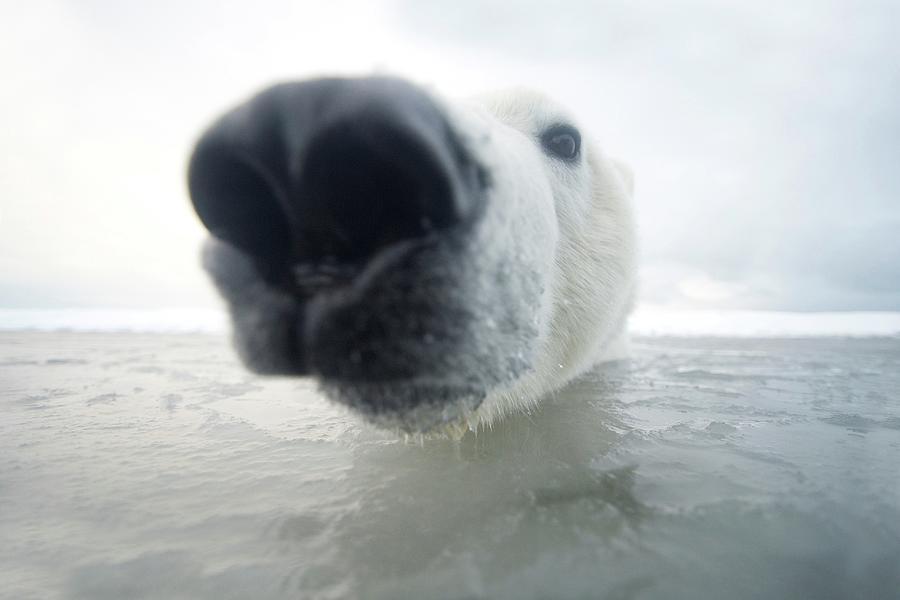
[540,124,581,161]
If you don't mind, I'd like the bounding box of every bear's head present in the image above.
[188,76,636,434]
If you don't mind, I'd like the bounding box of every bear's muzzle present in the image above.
[187,77,490,389]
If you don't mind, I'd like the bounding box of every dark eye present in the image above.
[540,124,581,161]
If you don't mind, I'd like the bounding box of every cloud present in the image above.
[1,0,897,310]
[390,0,900,310]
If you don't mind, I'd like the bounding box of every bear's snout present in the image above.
[188,77,485,291]
[187,76,491,391]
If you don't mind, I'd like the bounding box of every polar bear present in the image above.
[188,76,636,435]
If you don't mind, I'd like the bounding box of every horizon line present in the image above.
[1,306,899,337]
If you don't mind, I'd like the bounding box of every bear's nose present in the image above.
[187,77,485,290]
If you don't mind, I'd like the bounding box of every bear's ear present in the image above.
[611,159,635,197]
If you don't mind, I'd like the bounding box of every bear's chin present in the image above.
[202,232,535,433]
[319,380,488,435]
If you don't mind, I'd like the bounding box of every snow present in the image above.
[3,306,900,337]
[630,305,900,337]
[0,308,227,333]
[2,331,898,599]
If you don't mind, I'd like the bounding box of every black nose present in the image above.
[187,77,484,288]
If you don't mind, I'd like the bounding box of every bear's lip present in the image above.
[206,220,494,432]
[299,228,464,382]
[290,261,359,295]
[282,230,440,305]
[220,223,457,380]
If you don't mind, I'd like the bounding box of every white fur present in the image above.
[440,88,637,430]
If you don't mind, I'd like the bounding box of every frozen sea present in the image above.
[2,311,900,599]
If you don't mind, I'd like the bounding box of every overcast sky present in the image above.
[2,0,898,311]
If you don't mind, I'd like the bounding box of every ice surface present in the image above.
[2,332,899,599]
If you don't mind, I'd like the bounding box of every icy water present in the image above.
[2,332,899,600]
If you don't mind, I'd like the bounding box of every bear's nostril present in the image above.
[292,110,461,269]
[188,129,293,284]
